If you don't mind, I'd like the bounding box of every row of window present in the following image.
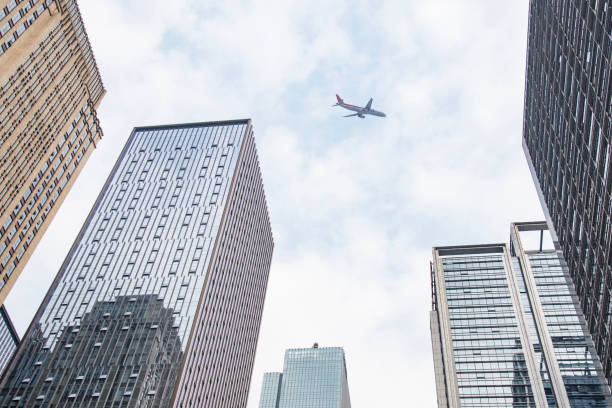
[0,108,95,285]
[39,126,240,348]
[0,0,50,57]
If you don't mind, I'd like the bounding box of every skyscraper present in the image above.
[0,120,274,407]
[259,345,351,408]
[430,222,611,407]
[522,0,612,383]
[0,0,105,304]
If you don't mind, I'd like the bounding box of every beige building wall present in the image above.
[0,0,105,305]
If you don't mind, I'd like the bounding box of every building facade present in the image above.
[0,0,105,305]
[522,0,612,384]
[259,372,282,408]
[0,120,274,407]
[259,345,351,408]
[430,222,611,407]
[0,305,18,376]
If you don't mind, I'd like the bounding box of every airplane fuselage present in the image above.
[338,101,386,117]
[334,95,386,118]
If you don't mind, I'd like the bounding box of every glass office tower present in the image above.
[522,0,612,384]
[259,345,351,408]
[259,373,282,408]
[0,120,274,407]
[430,222,611,407]
[0,0,105,305]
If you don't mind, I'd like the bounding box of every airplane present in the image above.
[333,94,386,118]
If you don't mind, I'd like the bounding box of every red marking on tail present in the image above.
[336,94,343,103]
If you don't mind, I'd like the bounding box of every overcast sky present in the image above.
[5,1,545,406]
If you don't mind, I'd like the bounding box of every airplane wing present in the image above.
[364,98,373,111]
[344,113,360,117]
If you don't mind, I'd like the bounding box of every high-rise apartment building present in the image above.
[259,345,351,408]
[522,0,612,383]
[0,120,274,407]
[430,222,611,407]
[0,0,105,304]
[0,305,18,375]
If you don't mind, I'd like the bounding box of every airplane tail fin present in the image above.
[336,94,343,103]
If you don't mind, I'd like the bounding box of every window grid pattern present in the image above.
[0,305,18,377]
[432,234,612,407]
[0,0,104,304]
[512,257,556,406]
[173,127,274,408]
[259,373,282,408]
[0,121,274,408]
[523,0,612,383]
[529,251,609,406]
[0,0,50,57]
[442,255,536,408]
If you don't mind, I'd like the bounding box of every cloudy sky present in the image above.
[5,0,546,406]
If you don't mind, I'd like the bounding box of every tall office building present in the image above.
[259,345,351,408]
[0,305,18,375]
[430,222,611,407]
[522,0,612,383]
[0,0,105,304]
[0,120,274,407]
